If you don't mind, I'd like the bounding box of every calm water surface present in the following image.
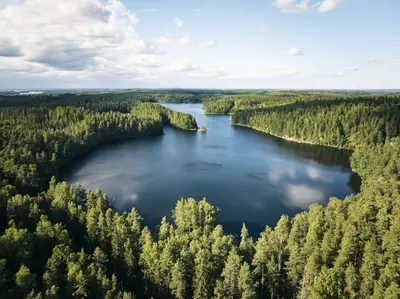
[65,104,360,235]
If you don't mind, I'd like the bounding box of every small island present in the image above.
[200,125,207,132]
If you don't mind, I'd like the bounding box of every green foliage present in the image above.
[132,103,198,130]
[232,95,400,149]
[203,99,235,114]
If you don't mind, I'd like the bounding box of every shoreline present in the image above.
[203,112,233,115]
[233,123,352,151]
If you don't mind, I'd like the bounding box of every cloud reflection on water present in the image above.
[306,166,333,183]
[268,166,297,183]
[267,164,332,209]
[284,184,326,209]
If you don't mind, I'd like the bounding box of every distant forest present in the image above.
[0,90,399,298]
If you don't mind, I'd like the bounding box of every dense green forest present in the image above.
[0,91,399,298]
[203,94,400,149]
[232,95,400,149]
[0,100,197,231]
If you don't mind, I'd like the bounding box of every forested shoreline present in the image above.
[0,91,399,298]
[203,94,400,150]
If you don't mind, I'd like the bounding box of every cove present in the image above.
[64,103,360,236]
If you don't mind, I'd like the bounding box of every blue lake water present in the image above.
[65,103,360,235]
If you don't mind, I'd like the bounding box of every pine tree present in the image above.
[216,248,242,298]
[238,262,256,299]
[193,248,213,299]
[15,264,36,297]
[239,224,255,262]
[360,238,381,298]
[311,267,342,299]
[344,263,359,298]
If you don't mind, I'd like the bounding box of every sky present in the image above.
[0,0,399,90]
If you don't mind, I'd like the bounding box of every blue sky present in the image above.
[0,0,399,89]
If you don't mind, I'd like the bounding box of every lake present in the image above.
[64,103,360,235]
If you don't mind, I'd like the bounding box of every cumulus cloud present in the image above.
[174,17,184,28]
[200,40,218,48]
[0,0,160,79]
[318,0,345,12]
[0,38,22,57]
[286,47,304,56]
[272,0,310,13]
[30,43,98,71]
[272,0,347,13]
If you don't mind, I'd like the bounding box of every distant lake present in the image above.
[64,104,360,236]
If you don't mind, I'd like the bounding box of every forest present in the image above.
[0,101,197,229]
[204,94,400,149]
[0,91,399,298]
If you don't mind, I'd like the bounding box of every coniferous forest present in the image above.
[0,90,399,298]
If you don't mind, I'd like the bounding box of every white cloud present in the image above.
[168,60,200,72]
[273,0,347,13]
[200,40,217,48]
[318,0,345,12]
[174,17,183,28]
[153,36,171,45]
[286,47,304,56]
[178,35,191,44]
[152,34,191,46]
[0,0,161,80]
[273,0,310,14]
